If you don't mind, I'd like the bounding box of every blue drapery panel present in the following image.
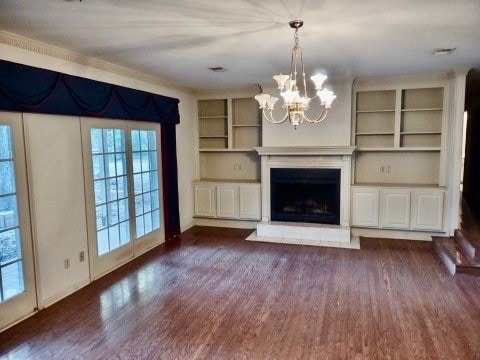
[0,59,180,124]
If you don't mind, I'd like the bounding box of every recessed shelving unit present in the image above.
[197,96,262,181]
[353,84,446,185]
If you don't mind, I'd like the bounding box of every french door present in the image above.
[81,118,163,279]
[0,112,36,330]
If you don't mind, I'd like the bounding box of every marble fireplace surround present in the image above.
[246,146,360,249]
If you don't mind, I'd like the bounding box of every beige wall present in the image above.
[0,40,197,306]
[0,41,196,231]
[262,80,353,147]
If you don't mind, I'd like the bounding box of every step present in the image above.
[433,236,480,276]
[455,228,480,259]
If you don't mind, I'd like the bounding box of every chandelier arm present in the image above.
[262,108,289,124]
[300,48,308,99]
[303,106,329,123]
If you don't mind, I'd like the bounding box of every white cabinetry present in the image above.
[194,184,216,217]
[411,190,444,230]
[216,185,238,219]
[194,181,261,221]
[380,189,410,229]
[352,186,445,232]
[351,188,379,227]
[239,185,261,220]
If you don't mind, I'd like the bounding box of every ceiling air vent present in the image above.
[208,67,227,72]
[433,48,456,55]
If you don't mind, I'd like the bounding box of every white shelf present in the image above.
[355,109,395,113]
[198,116,228,119]
[356,132,395,136]
[199,148,256,153]
[401,108,443,112]
[357,147,441,152]
[400,131,442,135]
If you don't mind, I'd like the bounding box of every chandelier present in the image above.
[254,20,336,128]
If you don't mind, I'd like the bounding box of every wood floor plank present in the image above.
[1,227,480,359]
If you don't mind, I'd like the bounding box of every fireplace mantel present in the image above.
[247,144,358,248]
[255,146,356,156]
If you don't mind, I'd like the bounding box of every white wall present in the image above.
[0,38,197,307]
[0,41,196,232]
[24,114,90,307]
[262,80,353,147]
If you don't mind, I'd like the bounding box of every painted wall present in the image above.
[24,114,90,307]
[0,40,197,306]
[0,41,196,232]
[262,80,353,147]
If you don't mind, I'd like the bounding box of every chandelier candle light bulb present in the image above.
[254,20,336,128]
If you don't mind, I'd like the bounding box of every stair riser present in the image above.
[455,230,476,258]
[434,242,456,275]
[456,266,480,276]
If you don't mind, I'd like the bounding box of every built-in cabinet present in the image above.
[351,186,445,231]
[195,94,262,223]
[193,181,261,221]
[353,81,447,186]
[351,78,449,234]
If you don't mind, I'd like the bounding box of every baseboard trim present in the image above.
[194,218,258,229]
[39,278,91,309]
[0,310,37,334]
[181,221,195,233]
[352,227,446,241]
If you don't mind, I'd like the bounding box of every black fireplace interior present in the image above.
[270,168,341,225]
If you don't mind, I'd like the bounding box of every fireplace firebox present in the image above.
[270,168,341,225]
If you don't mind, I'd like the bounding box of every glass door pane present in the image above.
[0,125,25,302]
[0,113,36,331]
[90,128,130,256]
[131,130,161,238]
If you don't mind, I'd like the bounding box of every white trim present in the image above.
[194,218,258,229]
[39,278,90,309]
[180,221,195,233]
[0,30,193,93]
[352,227,445,241]
[255,146,356,156]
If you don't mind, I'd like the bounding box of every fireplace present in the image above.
[270,168,341,225]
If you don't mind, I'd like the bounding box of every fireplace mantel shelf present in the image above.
[255,146,356,156]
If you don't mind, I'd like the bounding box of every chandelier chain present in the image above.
[254,19,336,128]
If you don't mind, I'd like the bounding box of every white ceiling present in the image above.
[0,0,479,90]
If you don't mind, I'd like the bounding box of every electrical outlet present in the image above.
[386,166,391,173]
[64,258,70,269]
[79,251,85,262]
[234,164,242,171]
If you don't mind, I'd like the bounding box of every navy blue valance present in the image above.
[0,59,180,124]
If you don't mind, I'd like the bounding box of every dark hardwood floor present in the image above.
[1,226,480,359]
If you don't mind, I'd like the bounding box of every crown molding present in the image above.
[353,73,451,87]
[0,31,195,94]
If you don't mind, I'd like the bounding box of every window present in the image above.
[131,130,161,238]
[90,128,130,256]
[0,125,25,301]
[87,124,162,259]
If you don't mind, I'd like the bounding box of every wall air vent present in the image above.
[433,48,456,55]
[208,67,227,72]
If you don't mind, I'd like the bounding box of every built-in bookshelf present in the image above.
[353,84,446,185]
[198,99,228,149]
[197,96,262,181]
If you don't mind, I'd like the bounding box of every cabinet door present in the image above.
[216,185,238,219]
[411,191,444,231]
[239,185,261,220]
[380,189,410,229]
[194,184,216,217]
[351,188,379,227]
